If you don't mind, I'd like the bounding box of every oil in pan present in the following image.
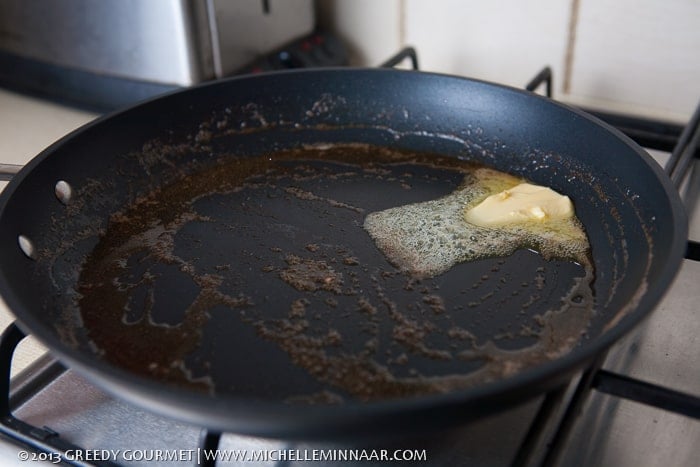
[75,144,595,403]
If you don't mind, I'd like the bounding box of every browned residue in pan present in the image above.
[76,144,597,401]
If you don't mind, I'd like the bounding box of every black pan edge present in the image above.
[0,68,689,439]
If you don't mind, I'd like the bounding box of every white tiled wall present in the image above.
[316,0,402,65]
[317,0,700,123]
[570,0,700,120]
[403,0,572,88]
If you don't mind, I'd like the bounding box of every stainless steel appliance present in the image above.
[0,0,316,109]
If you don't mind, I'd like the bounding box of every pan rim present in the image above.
[0,67,689,438]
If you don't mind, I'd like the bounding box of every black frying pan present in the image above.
[0,69,687,439]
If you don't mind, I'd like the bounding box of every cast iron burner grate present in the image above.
[0,49,698,466]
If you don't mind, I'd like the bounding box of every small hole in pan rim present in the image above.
[17,235,36,260]
[54,180,73,205]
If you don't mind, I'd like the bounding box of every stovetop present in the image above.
[0,59,698,466]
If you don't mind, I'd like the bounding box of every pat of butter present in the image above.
[464,183,574,227]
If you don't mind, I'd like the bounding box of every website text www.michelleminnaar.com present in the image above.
[17,447,429,464]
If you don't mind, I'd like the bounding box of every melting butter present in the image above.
[364,168,590,278]
[465,183,574,227]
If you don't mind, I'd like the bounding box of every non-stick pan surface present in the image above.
[0,69,687,439]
